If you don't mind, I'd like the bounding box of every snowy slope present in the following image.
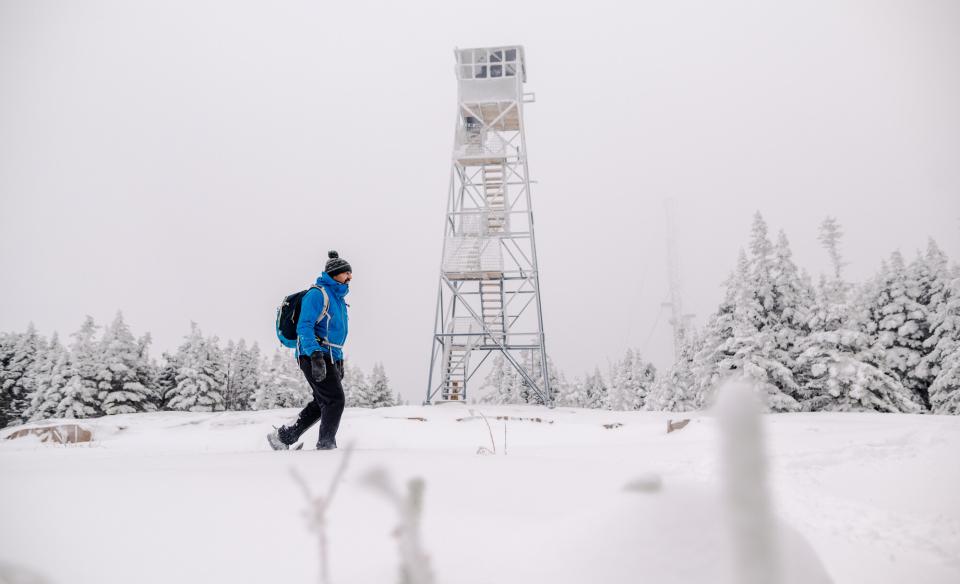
[1,405,958,584]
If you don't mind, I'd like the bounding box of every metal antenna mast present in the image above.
[425,46,551,405]
[663,198,693,359]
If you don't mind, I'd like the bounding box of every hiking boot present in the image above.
[267,426,291,451]
[316,437,337,451]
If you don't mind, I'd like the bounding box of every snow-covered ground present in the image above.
[1,405,958,584]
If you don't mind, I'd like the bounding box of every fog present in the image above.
[1,0,958,401]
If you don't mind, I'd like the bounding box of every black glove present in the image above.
[310,352,327,383]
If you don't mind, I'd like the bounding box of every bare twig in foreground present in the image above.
[503,420,508,456]
[361,468,435,584]
[468,409,496,455]
[289,443,356,584]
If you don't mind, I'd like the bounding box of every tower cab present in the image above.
[454,46,526,164]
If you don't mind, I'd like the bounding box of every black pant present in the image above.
[279,354,345,445]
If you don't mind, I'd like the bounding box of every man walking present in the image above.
[268,250,352,450]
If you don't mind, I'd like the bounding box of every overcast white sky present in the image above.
[1,0,958,402]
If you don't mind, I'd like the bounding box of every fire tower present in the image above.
[425,45,551,405]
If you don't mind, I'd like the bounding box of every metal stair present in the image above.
[480,279,505,344]
[480,162,507,345]
[441,344,468,400]
[482,163,507,233]
[440,318,475,401]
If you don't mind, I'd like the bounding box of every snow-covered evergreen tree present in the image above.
[717,316,801,412]
[516,351,561,406]
[645,332,702,412]
[253,349,308,409]
[690,251,748,409]
[166,323,225,412]
[818,217,846,279]
[912,240,952,391]
[0,332,16,369]
[746,212,777,330]
[553,370,585,407]
[223,340,262,410]
[480,354,523,404]
[770,230,813,384]
[608,351,633,411]
[156,352,179,410]
[932,348,960,414]
[548,369,573,407]
[607,348,656,410]
[135,333,161,411]
[367,363,395,408]
[0,331,18,426]
[796,220,920,412]
[796,217,854,408]
[24,333,69,421]
[480,351,559,405]
[565,367,608,409]
[860,251,930,408]
[236,342,263,410]
[0,324,43,425]
[342,360,370,407]
[56,316,103,419]
[222,340,238,408]
[728,218,801,410]
[927,276,960,414]
[97,312,157,415]
[815,218,852,328]
[692,215,804,411]
[797,329,922,412]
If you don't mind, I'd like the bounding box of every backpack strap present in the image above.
[312,285,330,325]
[312,285,338,353]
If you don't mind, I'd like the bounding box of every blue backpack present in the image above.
[276,285,330,349]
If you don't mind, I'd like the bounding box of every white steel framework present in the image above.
[663,198,694,359]
[425,45,551,405]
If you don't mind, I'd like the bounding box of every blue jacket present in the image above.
[296,272,349,360]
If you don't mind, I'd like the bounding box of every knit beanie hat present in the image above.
[325,250,352,277]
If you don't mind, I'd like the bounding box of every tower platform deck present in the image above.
[453,154,510,167]
[443,270,505,281]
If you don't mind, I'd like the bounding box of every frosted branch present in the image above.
[468,409,496,455]
[289,443,355,584]
[360,468,435,584]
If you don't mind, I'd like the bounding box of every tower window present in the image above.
[458,47,521,80]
